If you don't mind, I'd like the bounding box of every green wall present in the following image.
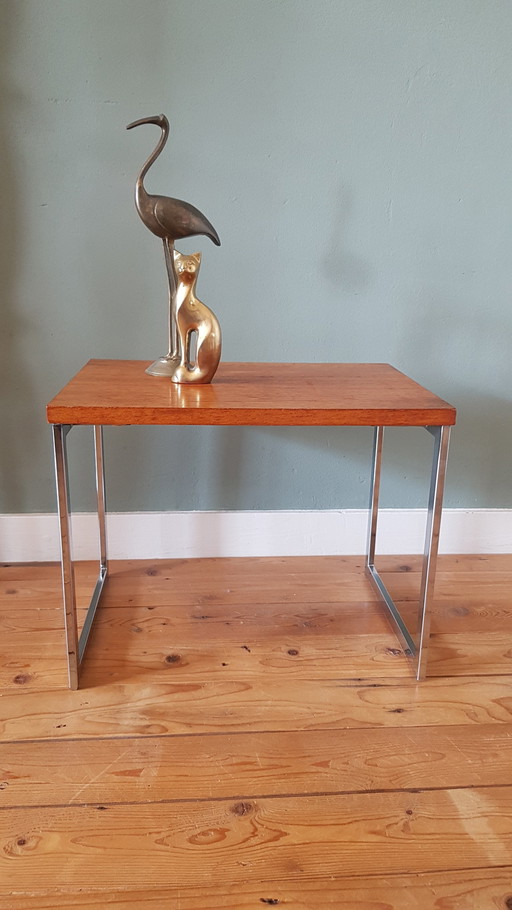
[1,0,511,514]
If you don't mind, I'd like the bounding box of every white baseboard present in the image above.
[1,509,511,562]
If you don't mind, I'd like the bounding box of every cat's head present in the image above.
[173,250,201,277]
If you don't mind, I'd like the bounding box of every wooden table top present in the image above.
[46,360,456,427]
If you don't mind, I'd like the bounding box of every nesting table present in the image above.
[47,360,456,689]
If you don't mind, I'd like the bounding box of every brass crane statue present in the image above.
[127,114,221,380]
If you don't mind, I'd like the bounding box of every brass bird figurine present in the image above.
[127,114,220,376]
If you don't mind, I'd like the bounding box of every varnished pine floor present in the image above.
[1,554,512,908]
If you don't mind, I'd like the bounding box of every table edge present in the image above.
[46,404,457,427]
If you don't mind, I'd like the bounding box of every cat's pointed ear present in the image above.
[193,252,202,263]
[172,249,180,261]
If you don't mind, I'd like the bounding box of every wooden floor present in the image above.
[1,554,512,908]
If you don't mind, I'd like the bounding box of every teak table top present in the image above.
[46,360,456,427]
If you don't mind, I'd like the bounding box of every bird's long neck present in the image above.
[135,120,169,202]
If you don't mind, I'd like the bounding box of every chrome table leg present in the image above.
[367,426,384,569]
[53,424,79,689]
[366,425,451,680]
[415,425,451,679]
[52,424,108,689]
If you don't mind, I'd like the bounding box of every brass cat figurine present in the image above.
[170,250,221,384]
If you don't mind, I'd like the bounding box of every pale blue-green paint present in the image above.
[1,0,511,513]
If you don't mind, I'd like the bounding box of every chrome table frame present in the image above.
[52,422,450,689]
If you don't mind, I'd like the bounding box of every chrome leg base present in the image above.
[52,424,108,689]
[78,564,108,664]
[366,425,451,680]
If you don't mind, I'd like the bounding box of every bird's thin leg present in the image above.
[163,238,178,358]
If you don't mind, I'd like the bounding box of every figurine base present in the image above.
[145,355,215,384]
[145,355,181,377]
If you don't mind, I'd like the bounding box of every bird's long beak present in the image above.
[126,115,164,130]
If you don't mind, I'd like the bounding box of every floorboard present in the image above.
[2,723,512,807]
[3,868,512,910]
[3,787,512,887]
